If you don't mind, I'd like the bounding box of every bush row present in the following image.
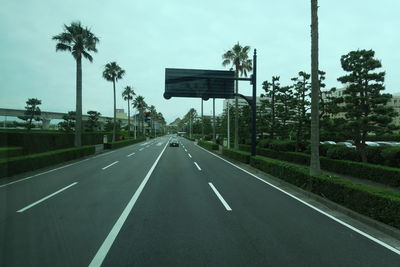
[0,147,23,159]
[106,137,146,149]
[198,141,219,151]
[249,156,400,229]
[242,147,400,187]
[0,131,110,154]
[0,146,95,178]
[222,148,250,164]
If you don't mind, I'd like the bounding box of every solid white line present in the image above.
[188,153,192,158]
[17,182,78,213]
[89,139,170,267]
[209,182,232,211]
[194,162,201,171]
[139,148,144,151]
[195,144,400,255]
[102,161,119,170]
[127,152,135,157]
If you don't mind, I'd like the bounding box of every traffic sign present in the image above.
[164,68,235,100]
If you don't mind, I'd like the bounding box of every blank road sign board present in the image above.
[164,68,235,100]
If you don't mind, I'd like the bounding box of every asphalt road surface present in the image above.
[0,135,399,266]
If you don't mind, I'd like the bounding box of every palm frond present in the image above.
[55,43,71,52]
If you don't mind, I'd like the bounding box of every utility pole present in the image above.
[201,99,204,139]
[213,98,216,143]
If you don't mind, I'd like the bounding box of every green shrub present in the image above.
[269,140,296,152]
[381,147,400,168]
[238,144,251,152]
[0,147,23,159]
[0,146,95,178]
[108,137,146,149]
[364,146,384,165]
[250,156,400,229]
[320,157,400,187]
[254,148,400,187]
[326,145,360,161]
[319,144,335,157]
[198,141,218,151]
[257,139,272,148]
[367,135,400,142]
[256,148,310,166]
[222,148,250,164]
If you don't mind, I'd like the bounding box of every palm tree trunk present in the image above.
[234,69,239,149]
[113,79,116,142]
[75,57,82,147]
[310,0,321,175]
[127,99,130,138]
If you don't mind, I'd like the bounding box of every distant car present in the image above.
[321,141,336,145]
[169,138,179,147]
[375,141,397,147]
[336,142,356,149]
[365,141,380,147]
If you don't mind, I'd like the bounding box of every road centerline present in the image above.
[194,162,201,171]
[17,182,78,213]
[139,148,144,151]
[188,153,192,158]
[102,161,119,170]
[208,182,232,211]
[127,152,135,157]
[89,139,170,267]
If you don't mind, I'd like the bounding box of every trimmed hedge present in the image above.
[198,141,218,151]
[320,158,400,187]
[222,148,250,164]
[238,144,251,152]
[0,146,95,178]
[250,156,400,229]
[0,131,110,154]
[0,147,23,159]
[107,137,146,149]
[242,146,400,187]
[381,147,400,167]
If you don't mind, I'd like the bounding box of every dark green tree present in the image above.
[275,86,296,139]
[53,22,99,147]
[86,110,101,131]
[291,72,311,151]
[58,111,76,132]
[19,98,42,131]
[261,76,280,139]
[337,49,396,162]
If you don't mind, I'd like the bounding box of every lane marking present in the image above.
[194,162,201,171]
[17,182,78,213]
[195,144,400,255]
[209,182,232,211]
[184,149,187,152]
[0,149,119,188]
[89,139,170,267]
[127,152,135,157]
[140,142,149,146]
[139,148,144,151]
[102,161,119,170]
[146,145,150,148]
[188,153,192,158]
[156,142,163,146]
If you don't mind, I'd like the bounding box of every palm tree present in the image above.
[148,105,157,137]
[310,0,321,175]
[222,42,252,149]
[53,21,99,147]
[122,86,135,138]
[103,62,125,142]
[133,95,147,135]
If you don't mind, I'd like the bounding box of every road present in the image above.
[0,135,399,266]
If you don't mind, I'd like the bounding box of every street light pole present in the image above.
[251,49,257,156]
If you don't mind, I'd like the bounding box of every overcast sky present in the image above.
[1,0,399,123]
